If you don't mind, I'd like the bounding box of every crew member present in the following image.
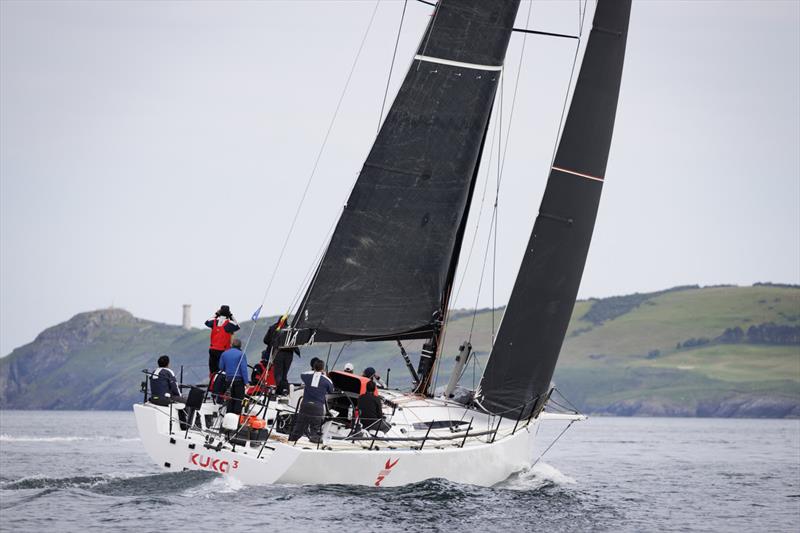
[263,315,299,396]
[205,305,240,375]
[343,362,354,373]
[362,367,386,389]
[289,359,333,443]
[219,337,249,415]
[149,355,189,429]
[149,355,186,405]
[249,354,274,396]
[358,381,390,433]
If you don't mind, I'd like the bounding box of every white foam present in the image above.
[183,473,244,498]
[499,462,576,491]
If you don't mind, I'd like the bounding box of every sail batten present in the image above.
[478,0,632,418]
[290,0,521,345]
[414,54,505,71]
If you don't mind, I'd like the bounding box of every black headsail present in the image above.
[288,1,521,360]
[477,0,632,418]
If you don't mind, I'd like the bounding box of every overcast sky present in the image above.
[1,0,798,356]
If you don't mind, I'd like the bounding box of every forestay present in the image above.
[290,1,521,345]
[478,0,632,418]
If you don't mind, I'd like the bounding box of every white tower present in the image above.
[182,304,191,330]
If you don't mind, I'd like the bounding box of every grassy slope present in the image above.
[552,286,800,415]
[561,286,800,364]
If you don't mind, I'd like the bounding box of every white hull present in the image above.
[132,390,568,487]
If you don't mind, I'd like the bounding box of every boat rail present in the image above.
[139,369,578,453]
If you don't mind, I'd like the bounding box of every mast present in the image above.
[477,0,632,418]
[286,1,521,368]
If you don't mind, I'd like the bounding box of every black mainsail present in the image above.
[289,1,521,350]
[477,0,632,417]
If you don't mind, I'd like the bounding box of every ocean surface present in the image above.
[0,412,798,532]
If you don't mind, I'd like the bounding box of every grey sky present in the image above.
[1,0,798,356]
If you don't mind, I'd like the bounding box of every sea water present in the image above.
[0,412,797,532]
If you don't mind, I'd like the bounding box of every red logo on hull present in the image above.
[189,453,239,473]
[374,458,399,486]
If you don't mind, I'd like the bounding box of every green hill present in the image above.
[1,284,798,416]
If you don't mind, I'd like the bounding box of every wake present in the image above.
[0,434,140,443]
[0,471,215,494]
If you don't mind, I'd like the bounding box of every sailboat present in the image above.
[134,0,631,487]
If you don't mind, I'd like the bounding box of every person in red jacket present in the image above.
[205,305,240,375]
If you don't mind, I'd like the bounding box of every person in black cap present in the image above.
[362,367,386,389]
[150,355,187,405]
[149,355,189,428]
[263,315,299,396]
[205,305,240,376]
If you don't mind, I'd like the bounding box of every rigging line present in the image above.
[548,0,589,169]
[490,0,535,347]
[434,32,525,392]
[512,27,577,40]
[431,333,444,393]
[416,0,440,71]
[468,351,485,388]
[492,73,502,347]
[498,0,534,182]
[547,397,578,414]
[286,211,339,316]
[290,156,364,316]
[323,345,333,371]
[472,350,477,389]
[463,1,583,391]
[579,0,589,34]
[453,352,486,425]
[329,341,351,372]
[451,107,501,306]
[467,207,497,344]
[431,284,456,393]
[553,386,582,413]
[297,0,428,319]
[531,420,576,468]
[377,0,408,134]
[239,0,382,359]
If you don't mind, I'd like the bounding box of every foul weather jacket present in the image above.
[150,367,180,399]
[219,348,249,382]
[300,371,334,405]
[206,316,240,350]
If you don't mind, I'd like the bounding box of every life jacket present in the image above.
[209,371,228,404]
[209,318,233,350]
[247,360,276,395]
[239,415,267,429]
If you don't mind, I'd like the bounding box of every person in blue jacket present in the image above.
[219,338,249,415]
